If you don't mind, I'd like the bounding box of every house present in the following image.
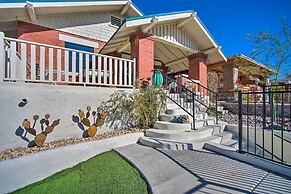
[0,0,228,151]
[208,54,276,92]
[0,0,226,88]
[0,0,290,173]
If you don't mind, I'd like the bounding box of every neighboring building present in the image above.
[277,77,291,85]
[208,54,276,92]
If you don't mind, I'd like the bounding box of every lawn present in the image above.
[13,151,149,194]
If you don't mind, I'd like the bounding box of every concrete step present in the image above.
[153,121,191,130]
[165,107,204,115]
[222,139,239,150]
[139,134,222,150]
[214,131,233,144]
[159,113,208,122]
[159,112,213,122]
[209,121,228,133]
[145,127,214,141]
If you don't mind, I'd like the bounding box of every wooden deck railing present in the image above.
[0,32,136,88]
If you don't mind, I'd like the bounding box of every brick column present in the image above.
[223,63,238,92]
[130,31,155,85]
[188,52,208,88]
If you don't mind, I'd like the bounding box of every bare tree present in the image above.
[248,17,291,82]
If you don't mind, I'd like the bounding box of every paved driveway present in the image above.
[115,144,291,194]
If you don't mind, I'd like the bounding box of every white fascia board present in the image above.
[129,4,143,16]
[125,12,193,28]
[59,34,99,48]
[0,1,128,9]
[218,49,227,62]
[0,3,26,8]
[193,16,217,47]
[192,16,227,61]
[29,1,128,8]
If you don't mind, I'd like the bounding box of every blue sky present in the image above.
[1,0,290,75]
[133,0,291,57]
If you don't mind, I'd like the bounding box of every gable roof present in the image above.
[0,1,142,22]
[101,10,226,65]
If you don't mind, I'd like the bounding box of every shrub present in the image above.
[106,83,166,128]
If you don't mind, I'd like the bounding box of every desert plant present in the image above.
[106,83,166,128]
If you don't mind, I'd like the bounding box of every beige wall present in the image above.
[0,82,132,151]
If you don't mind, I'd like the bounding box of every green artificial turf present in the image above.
[13,151,149,194]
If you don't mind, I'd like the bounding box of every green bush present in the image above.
[107,83,166,128]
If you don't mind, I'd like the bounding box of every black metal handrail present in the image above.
[177,74,218,124]
[165,76,197,129]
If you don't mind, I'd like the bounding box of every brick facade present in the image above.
[130,31,155,85]
[188,52,208,88]
[17,21,106,70]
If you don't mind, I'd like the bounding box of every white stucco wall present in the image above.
[0,82,132,151]
[21,11,123,42]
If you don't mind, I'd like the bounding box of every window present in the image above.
[110,16,123,27]
[65,42,94,72]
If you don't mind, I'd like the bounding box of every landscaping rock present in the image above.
[0,128,145,161]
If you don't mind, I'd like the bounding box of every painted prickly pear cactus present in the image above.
[21,114,60,147]
[77,105,109,138]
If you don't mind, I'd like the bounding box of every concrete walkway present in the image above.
[115,144,291,194]
[0,133,143,193]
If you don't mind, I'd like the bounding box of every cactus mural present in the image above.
[21,114,60,147]
[77,106,109,138]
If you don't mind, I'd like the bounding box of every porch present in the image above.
[100,11,226,88]
[0,33,136,88]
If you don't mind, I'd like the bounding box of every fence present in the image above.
[238,88,291,166]
[0,33,136,88]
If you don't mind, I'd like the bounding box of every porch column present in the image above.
[130,31,155,85]
[188,52,208,88]
[223,63,238,92]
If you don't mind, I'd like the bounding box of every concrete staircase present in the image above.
[139,99,238,150]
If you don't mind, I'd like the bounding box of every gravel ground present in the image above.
[0,128,145,161]
[219,113,291,130]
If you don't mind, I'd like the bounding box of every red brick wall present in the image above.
[188,52,208,88]
[17,21,106,70]
[130,31,155,85]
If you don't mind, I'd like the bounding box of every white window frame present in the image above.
[59,34,99,48]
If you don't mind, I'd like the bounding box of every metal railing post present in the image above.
[238,90,243,153]
[215,94,218,124]
[262,86,266,157]
[0,31,5,82]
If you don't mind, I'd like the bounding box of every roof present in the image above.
[228,54,277,74]
[277,77,291,84]
[100,10,226,67]
[208,54,277,75]
[0,1,143,22]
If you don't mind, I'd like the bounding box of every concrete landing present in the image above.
[115,144,291,194]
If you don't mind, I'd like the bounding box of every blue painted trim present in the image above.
[126,10,195,21]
